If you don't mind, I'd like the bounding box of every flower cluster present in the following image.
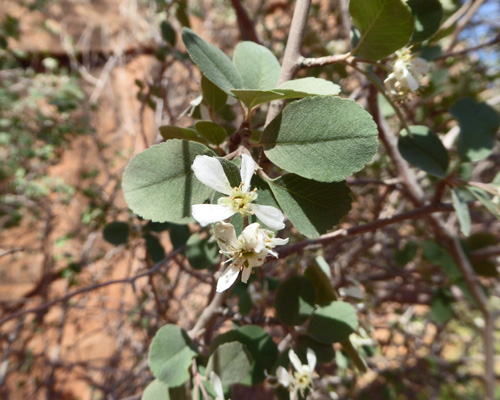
[276,349,317,400]
[191,154,288,292]
[384,49,429,100]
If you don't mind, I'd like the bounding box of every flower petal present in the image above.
[216,264,240,292]
[241,223,266,252]
[210,372,225,400]
[192,155,232,195]
[249,204,285,231]
[192,204,235,226]
[276,366,290,387]
[241,266,252,283]
[214,221,238,251]
[288,349,303,373]
[306,348,317,372]
[240,154,256,193]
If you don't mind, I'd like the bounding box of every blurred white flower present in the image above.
[191,154,285,231]
[210,371,225,400]
[214,221,288,292]
[276,348,317,400]
[384,49,429,99]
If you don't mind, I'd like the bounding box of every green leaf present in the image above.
[103,222,129,245]
[450,98,500,162]
[267,174,352,238]
[141,379,171,400]
[407,0,443,43]
[122,140,216,223]
[230,89,287,110]
[466,185,500,221]
[350,0,414,60]
[466,233,499,278]
[232,41,281,90]
[206,342,252,386]
[231,78,341,110]
[185,233,219,269]
[161,21,177,46]
[304,263,336,306]
[262,96,378,182]
[276,77,341,97]
[451,188,471,236]
[430,289,454,324]
[159,125,205,144]
[169,223,191,250]
[394,241,418,267]
[275,276,316,326]
[201,75,227,111]
[297,335,335,363]
[211,325,278,385]
[398,125,449,178]
[195,121,227,145]
[148,325,197,387]
[144,234,166,262]
[307,301,359,344]
[181,28,243,95]
[422,241,461,281]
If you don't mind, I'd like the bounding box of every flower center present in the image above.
[218,184,258,215]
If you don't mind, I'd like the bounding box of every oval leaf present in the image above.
[350,0,414,60]
[206,342,252,386]
[122,140,216,223]
[450,98,500,163]
[451,188,471,237]
[398,125,449,178]
[407,0,443,43]
[276,77,341,97]
[195,121,227,145]
[142,379,171,400]
[185,233,219,269]
[262,96,378,182]
[233,41,281,90]
[307,301,358,344]
[103,222,129,245]
[149,325,197,387]
[275,276,316,326]
[159,125,205,144]
[267,174,352,238]
[211,325,278,385]
[182,28,243,95]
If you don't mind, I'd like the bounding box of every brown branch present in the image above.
[230,0,261,43]
[264,0,312,126]
[446,0,487,52]
[0,247,184,327]
[276,203,454,258]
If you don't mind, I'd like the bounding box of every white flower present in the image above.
[191,154,285,231]
[384,49,429,99]
[276,348,317,400]
[210,371,225,400]
[214,221,289,292]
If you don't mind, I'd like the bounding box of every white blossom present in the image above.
[384,49,429,99]
[210,371,225,400]
[191,154,285,231]
[276,348,317,400]
[214,221,288,292]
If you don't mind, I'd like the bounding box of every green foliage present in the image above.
[350,0,414,60]
[142,380,171,400]
[398,126,449,178]
[297,335,335,363]
[201,76,227,112]
[394,241,419,267]
[407,0,443,43]
[182,28,243,95]
[103,222,130,245]
[122,140,216,223]
[160,21,177,46]
[275,276,316,326]
[307,301,358,344]
[451,188,471,236]
[206,341,252,385]
[267,174,352,238]
[232,41,281,90]
[262,96,378,182]
[148,325,197,387]
[211,325,278,385]
[185,233,219,269]
[194,121,227,145]
[159,125,205,143]
[450,98,500,163]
